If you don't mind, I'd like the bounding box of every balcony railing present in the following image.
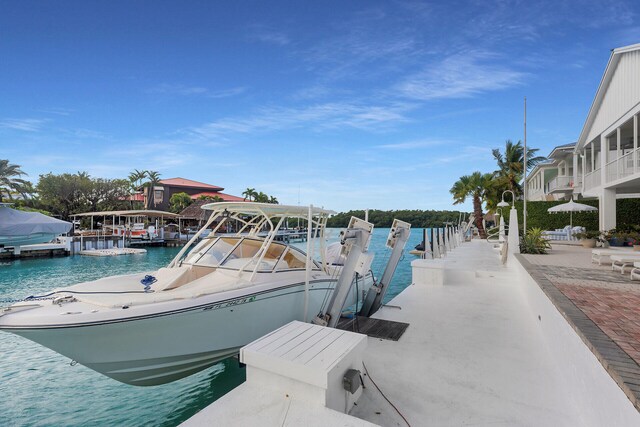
[547,175,573,192]
[584,168,601,191]
[605,149,638,183]
[527,187,544,200]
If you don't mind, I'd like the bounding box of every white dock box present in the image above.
[241,320,367,413]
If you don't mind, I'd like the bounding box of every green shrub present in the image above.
[520,227,552,254]
[503,198,640,232]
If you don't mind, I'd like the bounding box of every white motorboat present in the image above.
[0,203,378,386]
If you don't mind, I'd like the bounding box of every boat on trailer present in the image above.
[0,203,411,386]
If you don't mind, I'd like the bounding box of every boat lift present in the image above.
[359,219,411,317]
[317,217,411,327]
[316,216,374,328]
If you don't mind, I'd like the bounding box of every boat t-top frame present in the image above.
[168,202,335,279]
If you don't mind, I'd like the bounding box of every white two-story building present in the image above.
[575,43,640,230]
[526,143,578,201]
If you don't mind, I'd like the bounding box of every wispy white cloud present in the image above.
[245,23,291,46]
[147,83,246,99]
[290,85,334,101]
[37,107,74,116]
[433,144,493,165]
[186,102,413,140]
[208,87,247,99]
[377,139,446,150]
[248,29,290,46]
[61,128,108,139]
[148,83,208,95]
[0,118,49,132]
[395,52,527,100]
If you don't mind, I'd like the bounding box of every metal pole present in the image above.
[304,205,313,322]
[523,96,528,234]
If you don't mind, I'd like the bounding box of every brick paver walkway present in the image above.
[557,284,640,363]
[518,245,640,410]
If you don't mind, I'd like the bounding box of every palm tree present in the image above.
[0,160,30,202]
[128,169,147,208]
[143,171,162,209]
[242,187,257,201]
[492,140,546,197]
[450,172,494,238]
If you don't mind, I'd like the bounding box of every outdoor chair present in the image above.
[568,226,585,241]
[591,248,633,265]
[542,225,577,241]
[610,253,640,274]
[630,262,640,281]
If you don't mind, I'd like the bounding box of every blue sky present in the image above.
[1,0,639,212]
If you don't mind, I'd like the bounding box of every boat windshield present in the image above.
[182,236,318,271]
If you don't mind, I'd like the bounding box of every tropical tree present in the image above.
[0,159,31,202]
[128,169,147,208]
[84,178,130,212]
[169,192,193,213]
[254,191,269,203]
[492,140,546,197]
[143,171,162,209]
[36,172,130,219]
[242,187,257,201]
[450,172,494,238]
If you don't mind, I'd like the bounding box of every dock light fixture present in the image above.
[497,190,515,208]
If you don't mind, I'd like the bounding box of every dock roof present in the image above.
[72,209,180,218]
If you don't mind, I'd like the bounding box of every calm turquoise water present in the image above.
[0,228,425,426]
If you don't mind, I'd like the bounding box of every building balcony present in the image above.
[605,149,637,184]
[547,175,574,193]
[584,169,601,192]
[527,187,546,201]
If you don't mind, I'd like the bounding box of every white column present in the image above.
[617,127,621,180]
[600,188,616,231]
[634,114,638,174]
[581,151,586,193]
[573,153,578,189]
[600,134,607,186]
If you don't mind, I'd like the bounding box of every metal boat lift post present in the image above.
[318,217,374,328]
[359,219,411,318]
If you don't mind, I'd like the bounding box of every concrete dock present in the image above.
[184,239,640,426]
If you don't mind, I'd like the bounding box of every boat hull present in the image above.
[0,232,57,247]
[7,281,345,386]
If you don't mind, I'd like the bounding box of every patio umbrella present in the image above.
[547,197,598,228]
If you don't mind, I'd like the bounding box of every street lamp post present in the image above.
[497,190,520,255]
[497,190,515,208]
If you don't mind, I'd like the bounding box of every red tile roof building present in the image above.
[142,177,244,211]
